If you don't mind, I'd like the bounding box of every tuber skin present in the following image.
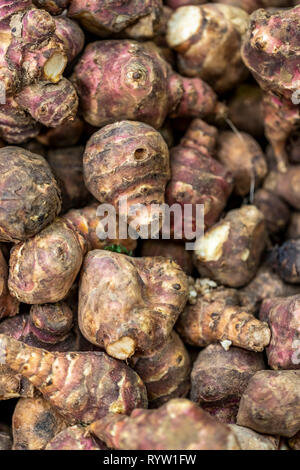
[176,288,271,352]
[216,0,294,12]
[227,84,264,139]
[53,16,85,64]
[241,6,300,171]
[47,146,91,213]
[83,121,170,236]
[0,248,19,320]
[0,97,41,144]
[287,129,300,165]
[131,331,191,408]
[193,205,267,288]
[79,250,188,360]
[36,117,84,148]
[288,431,300,450]
[33,0,70,15]
[8,203,137,305]
[166,4,249,93]
[259,295,300,370]
[0,365,36,401]
[286,211,300,239]
[12,397,67,450]
[45,425,107,450]
[68,0,163,39]
[253,189,290,235]
[0,146,61,243]
[166,0,206,8]
[239,265,299,315]
[190,344,265,423]
[237,370,300,437]
[166,119,233,236]
[90,398,240,450]
[216,131,267,197]
[269,239,300,284]
[264,166,300,210]
[71,40,224,129]
[0,423,12,450]
[229,424,279,450]
[0,334,148,424]
[141,240,193,275]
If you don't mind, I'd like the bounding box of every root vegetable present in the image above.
[47,146,91,213]
[190,344,265,423]
[0,146,61,243]
[79,250,188,359]
[216,131,267,197]
[239,265,299,314]
[176,291,271,352]
[237,370,300,437]
[45,425,106,450]
[83,121,170,235]
[141,240,193,275]
[33,1,70,15]
[253,189,290,235]
[288,431,300,450]
[12,397,67,450]
[287,129,300,164]
[193,205,267,287]
[54,16,85,64]
[166,119,233,236]
[0,249,19,320]
[286,212,300,239]
[0,366,36,401]
[71,40,224,129]
[166,0,206,8]
[227,84,264,139]
[0,97,41,144]
[259,295,300,370]
[216,0,293,12]
[264,166,300,210]
[36,117,84,148]
[269,239,300,284]
[166,4,249,93]
[0,334,148,424]
[229,424,279,450]
[68,0,163,39]
[131,331,191,408]
[90,398,240,450]
[0,424,12,450]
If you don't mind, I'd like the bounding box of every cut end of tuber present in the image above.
[195,223,230,262]
[44,52,67,83]
[106,337,136,361]
[167,6,201,47]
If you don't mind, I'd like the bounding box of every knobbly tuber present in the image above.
[0,423,12,450]
[68,0,163,39]
[0,334,148,424]
[216,131,267,197]
[166,4,249,93]
[259,295,300,370]
[237,370,300,437]
[141,240,193,275]
[166,119,233,236]
[0,248,19,320]
[264,166,300,210]
[241,5,300,171]
[8,204,136,304]
[131,331,191,408]
[269,239,300,284]
[33,0,70,15]
[0,364,36,401]
[36,117,84,148]
[227,84,264,139]
[288,431,300,450]
[47,146,91,213]
[45,425,106,450]
[12,397,67,450]
[190,344,265,423]
[90,398,240,450]
[166,0,206,8]
[0,146,61,243]
[176,286,271,352]
[0,96,41,144]
[72,40,224,129]
[193,205,267,287]
[229,425,279,450]
[253,189,290,235]
[79,250,188,359]
[53,16,85,64]
[83,121,170,236]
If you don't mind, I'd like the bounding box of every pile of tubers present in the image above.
[0,0,300,452]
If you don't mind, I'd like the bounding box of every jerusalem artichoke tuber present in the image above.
[33,0,70,15]
[227,84,264,139]
[0,334,148,424]
[45,425,107,450]
[0,423,12,450]
[141,240,193,275]
[229,424,279,450]
[264,166,300,210]
[253,189,290,235]
[0,249,19,320]
[269,239,300,284]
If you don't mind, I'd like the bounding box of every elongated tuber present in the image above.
[46,425,106,450]
[259,295,300,370]
[216,131,267,196]
[167,4,249,93]
[12,397,67,450]
[190,344,265,423]
[176,290,271,352]
[131,331,191,408]
[237,370,300,437]
[71,40,224,129]
[90,398,240,450]
[193,205,267,287]
[0,334,148,424]
[0,146,61,243]
[79,250,188,359]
